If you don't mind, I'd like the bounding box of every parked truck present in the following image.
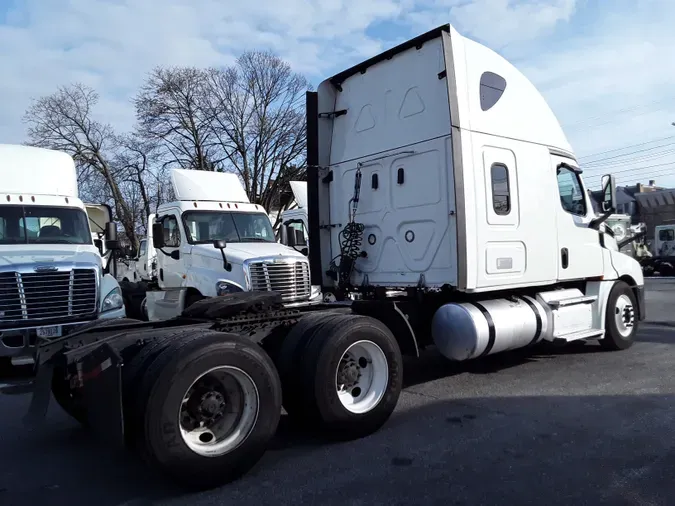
[638,223,675,276]
[23,24,644,491]
[0,144,126,372]
[279,181,310,254]
[117,169,320,322]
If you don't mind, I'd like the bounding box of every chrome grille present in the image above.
[248,261,310,302]
[0,269,97,324]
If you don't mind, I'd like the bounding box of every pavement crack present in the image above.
[402,388,441,400]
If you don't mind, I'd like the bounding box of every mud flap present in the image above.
[71,343,126,447]
[22,362,54,428]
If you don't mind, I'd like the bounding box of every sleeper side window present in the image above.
[491,163,510,215]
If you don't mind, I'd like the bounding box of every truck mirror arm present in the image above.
[157,248,180,261]
[617,230,648,250]
[213,240,232,272]
[589,211,612,231]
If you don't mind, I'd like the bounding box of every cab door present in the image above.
[156,211,186,289]
[553,156,604,281]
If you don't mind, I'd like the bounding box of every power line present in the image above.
[567,107,673,134]
[565,99,675,130]
[584,168,675,188]
[584,161,675,181]
[578,134,675,161]
[583,151,675,172]
[582,142,675,167]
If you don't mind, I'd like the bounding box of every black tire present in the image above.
[184,292,205,312]
[134,331,281,490]
[122,326,215,444]
[182,291,282,318]
[601,281,638,351]
[51,317,141,425]
[281,314,402,441]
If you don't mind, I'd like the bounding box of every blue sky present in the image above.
[1,0,674,189]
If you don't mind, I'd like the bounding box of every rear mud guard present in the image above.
[71,343,125,447]
[350,300,420,357]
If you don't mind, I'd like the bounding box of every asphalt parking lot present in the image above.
[1,280,675,506]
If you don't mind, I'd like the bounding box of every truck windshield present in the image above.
[182,211,276,244]
[0,205,92,245]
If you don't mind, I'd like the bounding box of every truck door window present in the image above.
[659,229,674,241]
[556,166,587,216]
[491,163,511,215]
[162,216,181,247]
[287,221,308,242]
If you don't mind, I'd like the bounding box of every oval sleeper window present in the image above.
[480,71,506,111]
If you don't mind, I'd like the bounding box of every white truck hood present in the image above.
[0,245,103,270]
[191,241,307,264]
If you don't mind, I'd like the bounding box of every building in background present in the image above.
[590,180,665,225]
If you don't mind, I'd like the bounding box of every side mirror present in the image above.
[152,223,165,249]
[213,240,232,271]
[104,222,119,250]
[601,174,617,213]
[294,229,307,247]
[170,250,180,260]
[93,239,103,255]
[301,247,309,256]
[285,225,296,247]
[279,224,288,245]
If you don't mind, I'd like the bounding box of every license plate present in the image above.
[36,326,62,338]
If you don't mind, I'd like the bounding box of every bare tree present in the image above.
[113,133,164,234]
[204,51,309,224]
[23,84,139,246]
[135,67,218,171]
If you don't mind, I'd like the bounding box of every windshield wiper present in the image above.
[239,237,271,242]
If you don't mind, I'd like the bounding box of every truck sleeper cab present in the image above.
[25,24,644,491]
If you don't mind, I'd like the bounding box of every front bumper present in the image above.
[636,285,646,321]
[0,307,126,359]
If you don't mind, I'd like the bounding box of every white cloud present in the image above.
[0,0,673,187]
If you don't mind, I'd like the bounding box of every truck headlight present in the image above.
[102,287,124,312]
[216,281,243,296]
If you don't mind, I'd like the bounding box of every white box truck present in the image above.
[0,144,126,370]
[24,24,644,491]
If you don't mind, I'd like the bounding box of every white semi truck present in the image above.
[0,144,126,371]
[279,181,309,254]
[24,24,644,491]
[139,168,319,320]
